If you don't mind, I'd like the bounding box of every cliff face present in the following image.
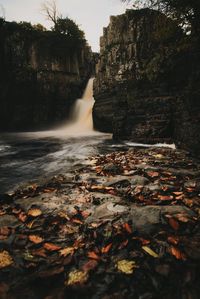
[93,9,200,156]
[0,21,94,131]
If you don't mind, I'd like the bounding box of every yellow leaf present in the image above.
[60,247,74,257]
[142,246,159,258]
[117,260,136,274]
[28,208,42,217]
[66,270,88,286]
[0,251,13,269]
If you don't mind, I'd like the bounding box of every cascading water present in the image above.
[61,78,95,135]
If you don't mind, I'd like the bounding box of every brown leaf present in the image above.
[82,260,98,272]
[71,218,83,225]
[169,246,186,260]
[31,248,47,258]
[88,251,101,260]
[43,243,61,251]
[168,217,180,231]
[18,212,27,223]
[175,213,190,223]
[29,235,43,244]
[101,243,112,254]
[118,239,129,249]
[28,208,42,217]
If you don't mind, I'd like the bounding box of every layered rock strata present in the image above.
[0,21,94,130]
[93,9,200,156]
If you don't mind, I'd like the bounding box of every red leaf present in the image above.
[43,243,61,251]
[101,243,112,254]
[169,246,186,260]
[168,217,180,231]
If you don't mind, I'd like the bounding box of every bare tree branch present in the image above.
[41,0,59,26]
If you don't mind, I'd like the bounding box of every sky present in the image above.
[0,0,132,52]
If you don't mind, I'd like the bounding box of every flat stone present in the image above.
[129,205,195,234]
[0,215,20,228]
[130,175,149,186]
[104,176,131,187]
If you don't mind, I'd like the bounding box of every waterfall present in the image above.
[61,78,95,136]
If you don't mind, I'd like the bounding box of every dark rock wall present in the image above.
[0,21,94,131]
[93,9,200,156]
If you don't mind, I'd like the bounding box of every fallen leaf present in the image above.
[43,243,61,251]
[101,243,112,254]
[123,223,132,234]
[147,171,159,178]
[60,247,74,257]
[18,212,27,223]
[142,246,159,258]
[158,195,174,201]
[43,188,56,193]
[167,236,179,245]
[168,217,180,231]
[87,251,100,260]
[0,251,13,268]
[31,248,47,258]
[29,235,43,244]
[66,270,88,286]
[118,239,129,249]
[82,260,98,272]
[71,218,83,225]
[175,213,190,223]
[28,208,42,217]
[169,246,186,260]
[117,260,137,274]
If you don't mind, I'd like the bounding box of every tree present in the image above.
[121,0,200,36]
[53,17,85,39]
[0,4,5,19]
[41,0,59,26]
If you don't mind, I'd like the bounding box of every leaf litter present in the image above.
[0,147,200,298]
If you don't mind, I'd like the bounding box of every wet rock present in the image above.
[88,199,128,221]
[130,175,149,186]
[103,163,122,175]
[129,205,195,234]
[104,176,131,187]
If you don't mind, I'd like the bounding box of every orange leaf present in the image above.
[71,218,83,225]
[167,236,179,245]
[43,243,61,251]
[168,217,180,231]
[29,235,43,244]
[158,195,174,201]
[101,243,112,254]
[147,171,159,178]
[123,223,132,234]
[169,246,186,260]
[87,251,100,260]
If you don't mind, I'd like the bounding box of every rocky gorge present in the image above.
[0,20,95,131]
[93,8,200,157]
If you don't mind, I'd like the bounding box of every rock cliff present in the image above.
[93,9,200,156]
[0,20,94,131]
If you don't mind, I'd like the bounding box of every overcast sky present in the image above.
[0,0,132,51]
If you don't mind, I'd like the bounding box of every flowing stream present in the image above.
[0,79,175,193]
